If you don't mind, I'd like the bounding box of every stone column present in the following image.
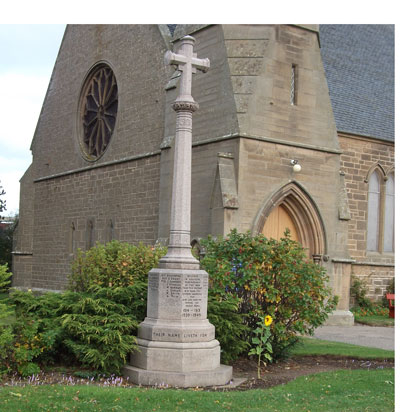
[123,36,232,388]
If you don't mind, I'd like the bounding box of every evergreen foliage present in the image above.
[0,240,165,377]
[0,264,12,293]
[207,293,249,363]
[8,288,140,375]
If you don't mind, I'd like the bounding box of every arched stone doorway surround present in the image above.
[252,181,327,259]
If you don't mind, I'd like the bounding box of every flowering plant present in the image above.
[248,315,273,379]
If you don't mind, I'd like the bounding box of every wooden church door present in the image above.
[262,205,299,242]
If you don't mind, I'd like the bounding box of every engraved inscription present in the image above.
[161,273,181,298]
[182,274,205,318]
[148,272,158,291]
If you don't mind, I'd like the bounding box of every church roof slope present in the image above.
[319,24,394,142]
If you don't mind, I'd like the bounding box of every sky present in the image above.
[0,24,66,216]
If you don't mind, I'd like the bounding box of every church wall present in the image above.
[28,155,160,291]
[12,165,35,288]
[237,138,345,255]
[163,24,239,146]
[30,24,169,181]
[226,25,340,152]
[14,24,171,290]
[339,133,395,301]
[236,138,350,310]
[160,24,241,242]
[157,138,240,243]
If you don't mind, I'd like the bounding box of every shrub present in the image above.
[60,288,138,374]
[201,229,337,361]
[0,297,14,376]
[68,240,166,292]
[8,287,141,376]
[351,276,374,310]
[0,264,12,293]
[0,290,61,377]
[207,292,249,363]
[1,241,165,377]
[350,276,389,316]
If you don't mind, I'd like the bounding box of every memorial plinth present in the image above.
[123,36,232,387]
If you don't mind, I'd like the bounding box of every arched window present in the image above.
[383,173,395,252]
[367,171,381,251]
[366,168,394,253]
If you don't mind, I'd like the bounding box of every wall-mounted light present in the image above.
[291,159,302,173]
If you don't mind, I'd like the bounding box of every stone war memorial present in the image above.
[13,25,394,339]
[123,35,232,387]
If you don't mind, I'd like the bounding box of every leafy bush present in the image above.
[207,292,249,363]
[0,264,12,293]
[68,240,166,291]
[350,276,389,316]
[0,295,14,375]
[351,276,374,310]
[0,290,61,377]
[201,229,337,361]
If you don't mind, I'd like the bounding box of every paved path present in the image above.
[313,325,395,351]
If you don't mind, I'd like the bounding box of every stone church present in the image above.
[12,24,394,325]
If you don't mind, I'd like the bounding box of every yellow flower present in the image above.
[264,315,273,327]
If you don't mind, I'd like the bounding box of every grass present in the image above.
[0,369,394,412]
[292,337,394,359]
[354,314,394,327]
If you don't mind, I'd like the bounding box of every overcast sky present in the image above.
[0,24,66,216]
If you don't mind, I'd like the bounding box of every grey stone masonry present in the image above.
[124,36,232,387]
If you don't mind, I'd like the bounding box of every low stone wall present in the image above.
[351,263,394,304]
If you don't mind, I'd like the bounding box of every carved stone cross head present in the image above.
[165,35,210,105]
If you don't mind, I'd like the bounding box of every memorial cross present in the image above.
[124,35,232,388]
[165,36,210,105]
[161,36,210,268]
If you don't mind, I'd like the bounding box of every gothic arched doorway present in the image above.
[253,182,326,258]
[262,204,299,242]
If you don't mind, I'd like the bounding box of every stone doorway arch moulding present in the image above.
[252,181,327,258]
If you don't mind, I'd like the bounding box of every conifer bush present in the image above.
[201,229,337,361]
[0,264,11,293]
[1,241,166,377]
[7,288,140,375]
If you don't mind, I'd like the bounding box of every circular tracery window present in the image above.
[80,64,118,160]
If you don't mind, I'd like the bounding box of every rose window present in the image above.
[80,65,118,160]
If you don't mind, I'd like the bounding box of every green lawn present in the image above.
[292,337,394,359]
[0,369,394,412]
[354,314,395,327]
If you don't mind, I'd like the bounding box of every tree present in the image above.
[0,181,6,220]
[0,216,17,268]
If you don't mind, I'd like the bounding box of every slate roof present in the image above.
[319,24,394,141]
